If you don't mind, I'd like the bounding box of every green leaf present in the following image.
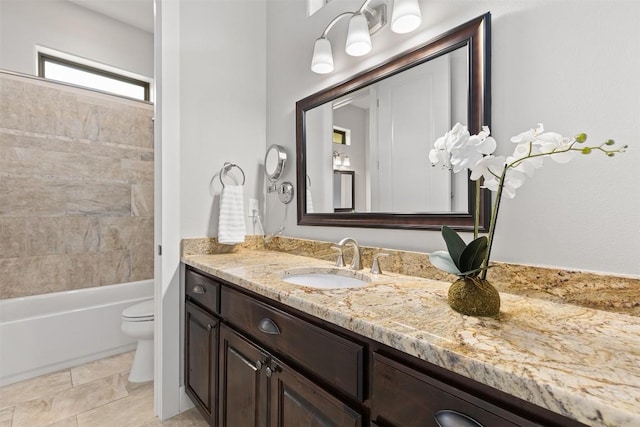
[441,226,466,271]
[458,236,488,274]
[429,251,462,275]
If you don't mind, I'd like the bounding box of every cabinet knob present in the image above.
[192,285,205,294]
[206,323,215,331]
[434,410,484,427]
[258,318,281,335]
[256,360,263,370]
[265,360,281,378]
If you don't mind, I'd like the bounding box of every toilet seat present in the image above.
[122,299,154,322]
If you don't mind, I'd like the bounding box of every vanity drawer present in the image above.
[221,286,364,401]
[372,353,535,427]
[185,268,220,314]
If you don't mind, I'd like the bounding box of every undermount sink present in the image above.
[281,267,370,289]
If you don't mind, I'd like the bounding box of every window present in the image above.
[38,53,150,101]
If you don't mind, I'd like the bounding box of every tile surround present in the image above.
[0,71,154,300]
[182,235,640,316]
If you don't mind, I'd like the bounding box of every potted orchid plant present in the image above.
[428,123,627,316]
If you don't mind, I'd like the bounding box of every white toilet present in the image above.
[121,298,154,383]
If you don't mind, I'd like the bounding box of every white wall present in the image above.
[0,0,153,78]
[265,0,640,277]
[179,0,267,239]
[156,0,267,419]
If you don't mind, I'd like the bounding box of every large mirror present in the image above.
[296,13,491,230]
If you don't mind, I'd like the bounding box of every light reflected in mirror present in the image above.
[297,13,491,230]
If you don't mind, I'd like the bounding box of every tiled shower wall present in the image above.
[0,71,154,299]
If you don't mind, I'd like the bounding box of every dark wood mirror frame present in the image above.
[296,13,491,231]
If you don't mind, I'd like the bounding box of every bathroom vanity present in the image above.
[181,250,640,427]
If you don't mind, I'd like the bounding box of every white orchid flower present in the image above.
[450,145,484,173]
[469,155,506,182]
[429,135,449,165]
[472,126,498,154]
[429,122,625,284]
[510,123,544,144]
[432,123,498,174]
[507,143,543,177]
[501,169,527,198]
[445,123,470,151]
[537,133,576,163]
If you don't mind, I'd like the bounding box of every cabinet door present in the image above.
[218,324,269,427]
[269,357,362,427]
[185,302,218,425]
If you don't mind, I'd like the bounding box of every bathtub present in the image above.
[0,280,154,386]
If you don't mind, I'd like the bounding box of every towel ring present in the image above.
[219,162,245,187]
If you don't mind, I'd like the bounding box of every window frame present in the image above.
[37,53,151,102]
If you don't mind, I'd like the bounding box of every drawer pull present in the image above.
[192,285,205,294]
[258,318,281,335]
[434,410,484,427]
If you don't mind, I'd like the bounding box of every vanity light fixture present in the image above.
[391,0,422,33]
[333,151,343,168]
[333,152,352,168]
[311,0,422,74]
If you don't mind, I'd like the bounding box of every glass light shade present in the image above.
[391,0,422,34]
[342,155,351,167]
[333,153,342,167]
[311,37,334,74]
[345,13,372,57]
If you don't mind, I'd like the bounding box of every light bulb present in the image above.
[311,37,334,74]
[345,13,372,57]
[391,0,422,34]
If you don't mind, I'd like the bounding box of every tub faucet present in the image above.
[337,237,361,270]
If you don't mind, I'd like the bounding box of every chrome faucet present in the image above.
[337,237,361,270]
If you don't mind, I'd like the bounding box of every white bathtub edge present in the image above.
[0,280,153,387]
[0,344,137,387]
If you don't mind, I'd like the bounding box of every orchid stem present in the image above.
[474,179,480,239]
[481,167,507,280]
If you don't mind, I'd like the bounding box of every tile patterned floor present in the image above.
[0,352,208,427]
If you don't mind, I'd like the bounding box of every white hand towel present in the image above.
[218,185,246,245]
[306,187,314,213]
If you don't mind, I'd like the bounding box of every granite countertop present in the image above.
[182,250,640,427]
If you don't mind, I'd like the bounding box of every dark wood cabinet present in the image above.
[218,324,269,427]
[269,356,362,427]
[371,353,534,427]
[221,286,364,401]
[218,324,362,427]
[184,265,585,427]
[185,301,218,425]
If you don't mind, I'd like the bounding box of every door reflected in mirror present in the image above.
[333,170,354,212]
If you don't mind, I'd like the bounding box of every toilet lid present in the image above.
[122,299,154,321]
